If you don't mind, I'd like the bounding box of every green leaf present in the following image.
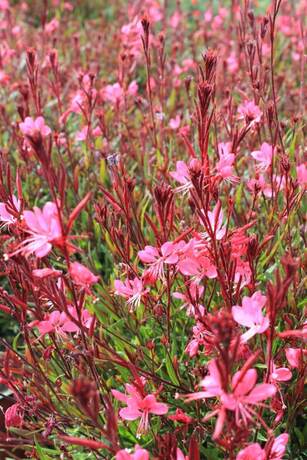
[165,353,180,386]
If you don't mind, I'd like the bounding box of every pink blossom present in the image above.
[102,81,138,107]
[269,433,289,459]
[232,291,269,342]
[170,161,192,194]
[0,0,9,11]
[114,277,148,310]
[112,383,168,435]
[296,164,307,186]
[0,195,20,227]
[285,348,306,368]
[32,268,62,279]
[251,143,274,171]
[116,445,149,460]
[17,202,62,258]
[5,403,24,429]
[45,18,59,34]
[34,310,79,337]
[236,443,265,460]
[70,262,99,290]
[216,142,238,182]
[173,282,205,317]
[238,100,262,126]
[169,115,181,130]
[201,202,226,240]
[176,448,189,460]
[226,52,239,74]
[19,116,51,139]
[184,359,224,401]
[270,364,292,383]
[169,11,181,29]
[138,242,179,281]
[221,368,276,426]
[33,306,92,337]
[75,126,89,142]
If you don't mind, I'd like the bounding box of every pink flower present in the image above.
[251,143,274,171]
[34,310,79,337]
[33,306,92,337]
[270,364,292,383]
[116,445,149,460]
[269,433,288,459]
[114,277,148,310]
[5,403,24,429]
[236,443,265,460]
[184,359,223,401]
[0,195,20,227]
[201,202,226,241]
[216,142,238,182]
[221,368,276,426]
[45,18,59,34]
[112,383,168,435]
[32,268,62,279]
[173,283,205,317]
[19,116,51,139]
[70,262,99,290]
[138,242,179,281]
[75,126,89,142]
[169,115,181,130]
[232,291,269,342]
[238,100,262,126]
[170,161,192,194]
[17,202,62,258]
[176,448,189,460]
[296,164,307,186]
[285,348,306,368]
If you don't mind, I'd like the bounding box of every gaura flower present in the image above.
[112,382,168,435]
[251,143,274,171]
[114,277,148,310]
[232,291,269,342]
[19,116,51,139]
[16,202,62,258]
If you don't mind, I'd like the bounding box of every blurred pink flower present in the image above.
[184,359,223,402]
[45,18,59,34]
[114,277,148,310]
[169,115,181,130]
[5,403,24,429]
[269,433,289,459]
[170,161,192,194]
[296,164,307,186]
[285,347,306,368]
[0,195,20,227]
[232,291,269,342]
[201,202,226,240]
[32,267,62,279]
[173,282,205,317]
[70,262,99,290]
[238,100,262,126]
[19,116,51,138]
[116,445,149,460]
[236,443,265,460]
[251,143,274,171]
[270,363,292,383]
[216,142,238,182]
